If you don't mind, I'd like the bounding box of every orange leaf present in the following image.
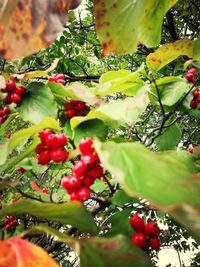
[0,237,59,267]
[0,0,82,59]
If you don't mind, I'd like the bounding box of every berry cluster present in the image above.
[185,68,196,83]
[4,216,19,231]
[1,80,26,105]
[48,74,65,84]
[190,90,200,109]
[130,214,161,251]
[35,130,69,165]
[61,138,103,202]
[0,106,10,124]
[64,100,90,119]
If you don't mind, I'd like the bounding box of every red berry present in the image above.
[17,166,25,173]
[85,105,90,111]
[39,130,52,145]
[72,160,87,177]
[190,99,198,109]
[4,94,12,104]
[48,77,56,82]
[15,86,26,95]
[9,216,15,222]
[185,72,194,81]
[4,218,10,224]
[79,138,94,155]
[5,80,16,92]
[188,146,194,154]
[2,106,10,115]
[191,77,196,83]
[75,102,86,111]
[0,109,4,116]
[193,90,199,99]
[5,224,11,231]
[0,117,6,124]
[12,198,18,203]
[76,187,91,202]
[50,148,68,163]
[64,102,74,110]
[188,68,196,76]
[12,221,19,227]
[67,109,76,118]
[82,154,99,169]
[56,133,68,147]
[70,191,79,201]
[38,150,51,165]
[61,175,82,191]
[83,175,95,187]
[45,133,60,149]
[42,188,49,194]
[5,133,11,139]
[131,233,147,249]
[11,93,22,104]
[129,214,145,232]
[145,222,160,238]
[56,74,65,80]
[149,238,161,251]
[88,164,103,179]
[56,79,64,84]
[35,143,45,154]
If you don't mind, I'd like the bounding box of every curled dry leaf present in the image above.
[0,0,82,59]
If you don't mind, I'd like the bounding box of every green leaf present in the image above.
[18,82,57,124]
[94,0,177,55]
[48,82,99,105]
[156,123,182,150]
[147,40,193,71]
[71,90,149,130]
[93,70,145,96]
[150,77,189,106]
[94,140,200,207]
[0,200,98,235]
[80,235,153,267]
[112,189,137,206]
[74,119,108,146]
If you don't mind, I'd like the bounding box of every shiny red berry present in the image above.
[0,117,6,124]
[5,133,11,139]
[131,233,147,249]
[39,130,52,144]
[11,93,22,104]
[35,143,45,154]
[15,86,26,95]
[5,80,16,92]
[38,150,51,165]
[2,106,10,115]
[17,166,25,173]
[82,154,99,168]
[185,72,194,81]
[67,109,76,118]
[5,224,11,231]
[70,191,79,201]
[61,175,82,191]
[193,90,199,99]
[190,99,198,109]
[56,74,65,80]
[64,102,74,110]
[149,238,161,251]
[188,68,196,76]
[45,133,60,149]
[73,160,87,177]
[83,175,94,187]
[56,133,68,147]
[129,214,145,232]
[56,79,64,84]
[145,222,160,238]
[76,187,91,202]
[88,164,103,179]
[50,148,68,163]
[79,138,94,155]
[42,188,49,194]
[75,102,85,111]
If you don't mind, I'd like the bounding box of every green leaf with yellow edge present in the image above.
[18,82,57,124]
[48,82,99,105]
[80,235,153,267]
[93,70,145,96]
[0,237,59,267]
[193,36,200,61]
[94,140,200,207]
[71,89,149,130]
[147,40,193,71]
[0,200,98,235]
[94,0,177,55]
